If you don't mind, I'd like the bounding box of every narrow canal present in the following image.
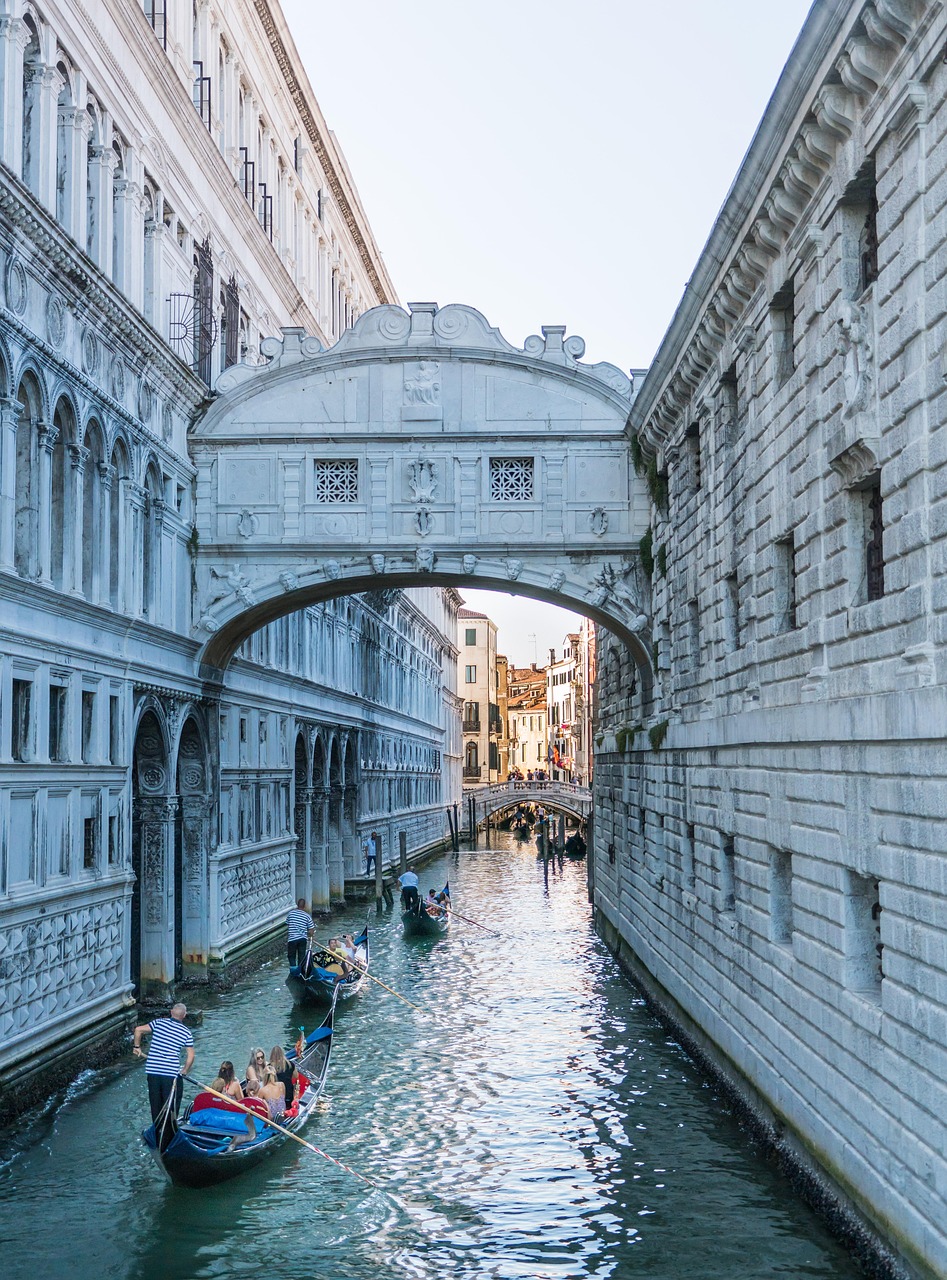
[0,833,863,1280]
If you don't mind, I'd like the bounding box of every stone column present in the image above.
[96,462,113,607]
[0,17,29,176]
[180,795,211,978]
[136,795,179,995]
[122,480,146,617]
[65,443,88,596]
[328,791,344,904]
[36,422,57,585]
[58,104,90,243]
[111,177,141,297]
[311,788,330,911]
[86,143,115,273]
[149,496,166,624]
[294,785,313,909]
[0,397,20,572]
[23,62,61,210]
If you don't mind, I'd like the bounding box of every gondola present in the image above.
[142,1000,334,1189]
[285,924,369,1007]
[402,881,450,938]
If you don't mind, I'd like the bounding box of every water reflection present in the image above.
[0,834,861,1279]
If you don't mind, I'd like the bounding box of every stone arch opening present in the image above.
[310,737,328,911]
[328,737,344,904]
[131,706,173,997]
[292,730,311,907]
[13,370,43,580]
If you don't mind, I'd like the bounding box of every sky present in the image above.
[280,0,814,660]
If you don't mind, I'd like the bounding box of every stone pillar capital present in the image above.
[68,443,90,472]
[97,461,115,489]
[37,421,59,452]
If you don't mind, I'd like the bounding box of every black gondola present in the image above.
[142,1001,334,1189]
[402,881,450,938]
[285,925,369,1007]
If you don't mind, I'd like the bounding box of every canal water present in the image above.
[0,834,863,1280]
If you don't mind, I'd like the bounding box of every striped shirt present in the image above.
[145,1017,194,1078]
[286,907,314,942]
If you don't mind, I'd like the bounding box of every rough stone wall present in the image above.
[593,3,947,1278]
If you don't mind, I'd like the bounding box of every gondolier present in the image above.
[286,898,314,969]
[133,1003,195,1123]
[397,868,420,913]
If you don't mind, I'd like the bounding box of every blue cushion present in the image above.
[188,1108,263,1135]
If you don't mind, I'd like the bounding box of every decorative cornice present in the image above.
[252,0,394,307]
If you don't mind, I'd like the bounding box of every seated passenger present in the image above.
[269,1045,299,1109]
[245,1047,266,1096]
[257,1064,286,1119]
[425,889,442,917]
[323,938,349,979]
[216,1061,244,1101]
[341,933,358,962]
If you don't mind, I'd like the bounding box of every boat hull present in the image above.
[285,928,369,1007]
[402,910,448,938]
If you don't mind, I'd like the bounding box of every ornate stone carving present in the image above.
[210,563,255,607]
[409,458,437,502]
[46,291,66,348]
[137,380,154,424]
[414,507,433,537]
[403,361,440,405]
[588,562,648,630]
[6,256,27,316]
[237,509,259,539]
[416,547,435,573]
[279,570,299,592]
[549,570,566,592]
[828,438,880,489]
[198,613,220,633]
[323,559,342,580]
[110,356,125,402]
[505,558,523,581]
[81,328,98,375]
[589,507,608,536]
[839,300,873,417]
[462,554,478,574]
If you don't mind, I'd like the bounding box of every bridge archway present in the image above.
[189,303,653,693]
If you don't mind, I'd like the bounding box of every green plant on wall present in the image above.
[629,431,645,476]
[639,528,654,577]
[656,543,667,576]
[648,719,669,751]
[646,456,668,512]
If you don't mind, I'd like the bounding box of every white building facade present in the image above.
[0,0,459,1114]
[593,3,947,1277]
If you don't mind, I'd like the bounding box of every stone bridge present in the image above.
[189,302,652,687]
[465,780,593,829]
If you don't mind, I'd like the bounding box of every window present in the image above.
[771,279,795,386]
[314,459,358,503]
[463,701,480,729]
[859,191,879,295]
[719,363,740,446]
[719,839,736,913]
[686,599,700,673]
[685,422,702,491]
[108,814,119,865]
[490,457,534,502]
[109,695,120,763]
[845,872,883,993]
[142,1,168,48]
[83,816,98,871]
[465,628,477,646]
[858,478,885,603]
[49,684,67,762]
[465,665,477,684]
[724,573,741,650]
[683,823,696,891]
[774,534,798,632]
[12,678,33,761]
[771,849,794,944]
[81,690,95,763]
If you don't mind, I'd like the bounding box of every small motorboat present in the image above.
[286,925,369,1008]
[402,881,450,938]
[142,1002,334,1189]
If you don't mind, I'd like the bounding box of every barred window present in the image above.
[314,459,358,503]
[490,457,533,502]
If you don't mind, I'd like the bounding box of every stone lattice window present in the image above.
[490,456,533,502]
[314,459,358,503]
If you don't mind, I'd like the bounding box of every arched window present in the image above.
[50,397,75,591]
[21,18,42,195]
[465,741,479,771]
[55,61,74,229]
[81,419,105,599]
[142,182,158,324]
[142,463,161,619]
[109,440,131,610]
[111,137,126,287]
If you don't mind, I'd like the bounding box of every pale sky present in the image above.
[280,0,814,653]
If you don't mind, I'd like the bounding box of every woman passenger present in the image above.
[245,1047,266,1095]
[216,1061,243,1101]
[269,1045,298,1109]
[257,1065,286,1119]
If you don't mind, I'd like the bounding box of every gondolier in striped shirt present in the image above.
[132,1003,195,1123]
[286,898,314,969]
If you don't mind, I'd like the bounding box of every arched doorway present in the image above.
[176,715,211,979]
[131,707,175,997]
[293,730,311,906]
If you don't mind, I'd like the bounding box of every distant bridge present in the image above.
[464,780,592,832]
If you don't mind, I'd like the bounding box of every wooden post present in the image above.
[374,830,384,914]
[399,829,407,875]
[452,803,460,851]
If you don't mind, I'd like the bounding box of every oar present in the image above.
[321,947,425,1014]
[434,902,499,936]
[185,1076,375,1187]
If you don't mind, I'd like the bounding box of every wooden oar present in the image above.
[432,902,499,936]
[322,947,425,1014]
[185,1076,375,1187]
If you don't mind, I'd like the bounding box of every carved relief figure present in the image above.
[279,570,299,593]
[369,553,385,574]
[462,554,479,574]
[839,299,872,416]
[505,558,523,581]
[416,547,435,573]
[588,507,609,537]
[210,563,255,608]
[404,361,440,405]
[415,507,433,537]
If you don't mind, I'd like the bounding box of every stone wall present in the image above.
[592,3,947,1277]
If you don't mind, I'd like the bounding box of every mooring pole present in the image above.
[375,830,384,914]
[399,829,407,876]
[452,803,460,851]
